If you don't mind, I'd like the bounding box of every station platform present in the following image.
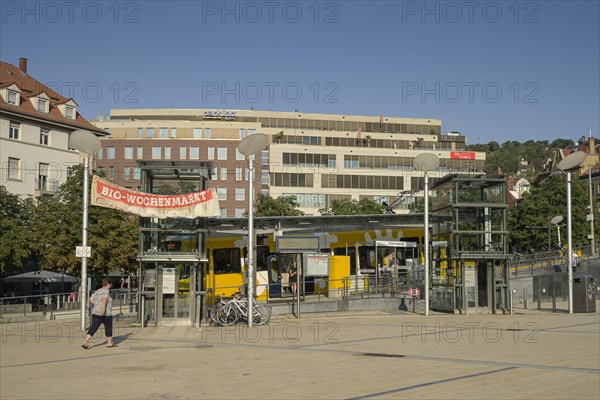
[1,304,598,399]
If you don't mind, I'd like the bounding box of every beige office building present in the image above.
[92,109,485,216]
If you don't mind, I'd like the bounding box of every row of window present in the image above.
[99,163,253,183]
[4,88,75,119]
[321,174,405,190]
[8,122,51,146]
[6,158,53,191]
[255,117,440,135]
[279,153,484,173]
[101,145,245,161]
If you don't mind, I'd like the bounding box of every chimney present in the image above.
[590,136,596,155]
[18,58,28,73]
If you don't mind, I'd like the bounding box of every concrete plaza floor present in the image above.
[1,307,599,400]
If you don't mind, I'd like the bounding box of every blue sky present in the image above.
[1,0,598,144]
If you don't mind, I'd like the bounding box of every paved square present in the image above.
[1,309,599,399]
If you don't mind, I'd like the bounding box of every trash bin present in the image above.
[572,273,596,313]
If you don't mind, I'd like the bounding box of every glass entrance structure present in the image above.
[136,160,213,326]
[430,174,510,314]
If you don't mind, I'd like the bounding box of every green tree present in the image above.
[253,194,304,217]
[509,174,593,252]
[0,186,35,272]
[319,198,385,215]
[30,166,138,276]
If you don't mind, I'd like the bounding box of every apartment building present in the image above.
[93,109,485,216]
[0,58,107,197]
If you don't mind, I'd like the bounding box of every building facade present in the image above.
[0,58,106,197]
[93,109,486,216]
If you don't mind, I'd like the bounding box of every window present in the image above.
[124,147,134,159]
[108,166,115,180]
[138,128,144,138]
[211,167,218,180]
[9,122,20,139]
[107,147,116,160]
[97,148,103,159]
[65,106,75,119]
[190,146,199,159]
[217,187,227,200]
[235,208,244,218]
[220,167,227,180]
[248,129,256,135]
[220,208,227,218]
[236,166,243,181]
[236,188,245,201]
[137,146,144,159]
[239,128,246,140]
[218,147,227,160]
[37,98,48,112]
[205,128,211,138]
[37,163,48,191]
[40,128,49,145]
[124,166,131,180]
[208,147,215,160]
[171,128,177,138]
[134,167,141,180]
[193,128,202,138]
[213,248,241,274]
[7,90,18,104]
[152,147,161,159]
[7,157,20,180]
[160,128,168,138]
[164,146,171,159]
[146,128,155,138]
[180,146,187,159]
[236,149,245,160]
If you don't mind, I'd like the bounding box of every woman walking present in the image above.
[81,278,117,349]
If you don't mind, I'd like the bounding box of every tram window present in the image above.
[358,246,376,270]
[242,246,270,272]
[213,248,241,274]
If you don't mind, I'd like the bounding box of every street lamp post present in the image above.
[237,133,269,327]
[413,153,440,316]
[70,130,101,331]
[558,151,586,314]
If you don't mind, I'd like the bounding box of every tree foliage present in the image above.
[27,165,138,276]
[253,194,305,217]
[467,140,557,177]
[0,187,35,273]
[508,173,598,252]
[319,198,385,215]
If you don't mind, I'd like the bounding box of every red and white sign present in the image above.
[409,287,421,298]
[91,176,220,219]
[450,151,476,160]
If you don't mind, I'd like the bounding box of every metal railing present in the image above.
[0,289,138,320]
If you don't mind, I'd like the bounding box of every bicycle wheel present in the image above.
[252,303,271,326]
[209,305,220,325]
[217,302,239,326]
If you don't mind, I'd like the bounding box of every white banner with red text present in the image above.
[91,176,220,218]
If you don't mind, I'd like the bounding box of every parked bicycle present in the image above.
[209,294,271,326]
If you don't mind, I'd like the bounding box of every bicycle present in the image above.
[210,294,271,326]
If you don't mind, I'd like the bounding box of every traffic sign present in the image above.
[409,287,420,298]
[76,246,91,258]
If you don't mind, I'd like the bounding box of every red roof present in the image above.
[0,60,105,135]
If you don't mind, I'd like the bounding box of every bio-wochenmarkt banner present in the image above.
[91,176,220,219]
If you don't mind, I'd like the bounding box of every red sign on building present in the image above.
[450,151,476,160]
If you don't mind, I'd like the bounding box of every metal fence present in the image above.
[0,289,137,320]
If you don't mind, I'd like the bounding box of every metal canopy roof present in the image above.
[136,160,214,181]
[205,213,428,237]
